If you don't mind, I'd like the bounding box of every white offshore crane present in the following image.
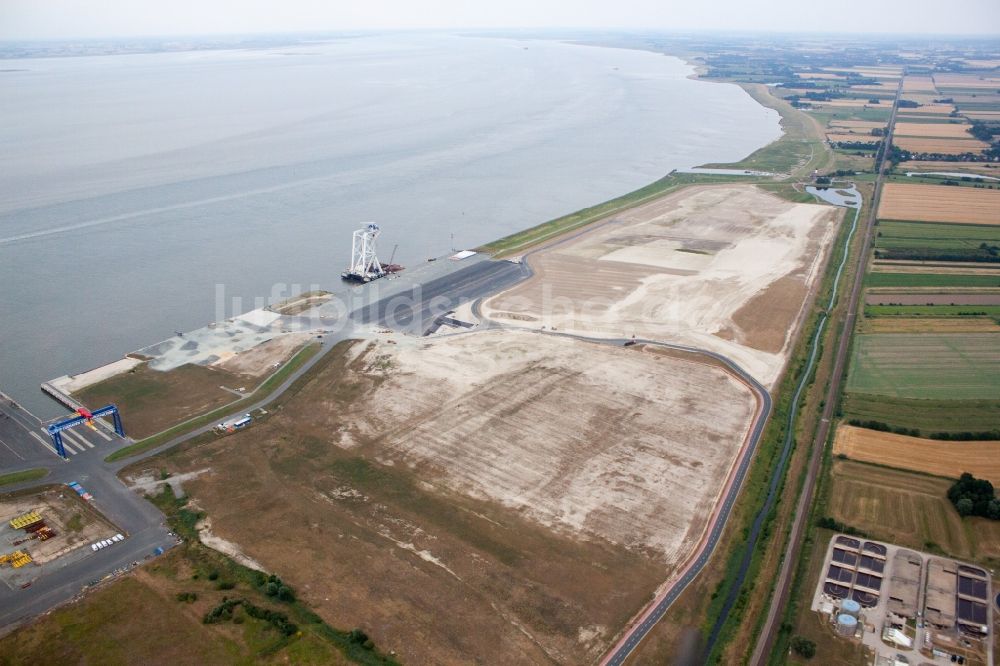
[342,223,385,282]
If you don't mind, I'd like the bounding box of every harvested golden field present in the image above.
[826,133,879,143]
[813,99,887,108]
[934,74,1000,89]
[829,120,886,130]
[860,317,1000,333]
[878,182,1000,225]
[898,161,1000,176]
[894,136,989,155]
[483,185,841,387]
[901,104,957,115]
[964,111,1000,121]
[851,83,895,93]
[895,122,975,139]
[827,460,1000,564]
[165,333,760,665]
[902,76,938,93]
[833,424,1000,485]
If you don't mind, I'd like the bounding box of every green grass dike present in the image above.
[0,468,49,488]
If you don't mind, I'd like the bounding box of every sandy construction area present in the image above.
[482,185,841,387]
[357,330,757,564]
[878,182,1000,225]
[834,425,1000,486]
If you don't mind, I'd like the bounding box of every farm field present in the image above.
[864,304,1000,317]
[934,74,1000,90]
[860,317,1000,333]
[829,120,885,130]
[875,220,1000,250]
[877,183,1000,225]
[893,136,989,155]
[841,393,1000,434]
[904,104,957,115]
[897,160,1000,176]
[845,332,1000,399]
[826,133,879,143]
[153,331,760,665]
[833,425,1000,485]
[482,185,841,387]
[826,460,1000,564]
[902,76,937,93]
[864,292,1000,306]
[894,122,975,139]
[865,272,1000,288]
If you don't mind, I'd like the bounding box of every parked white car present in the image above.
[112,534,124,542]
[91,543,100,551]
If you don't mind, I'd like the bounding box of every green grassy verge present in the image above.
[841,393,1000,434]
[865,304,1000,317]
[866,272,1000,288]
[105,343,321,463]
[0,468,49,488]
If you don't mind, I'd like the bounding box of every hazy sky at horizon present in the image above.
[2,0,999,40]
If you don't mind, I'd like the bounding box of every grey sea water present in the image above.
[0,34,780,418]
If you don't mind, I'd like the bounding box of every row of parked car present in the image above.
[91,534,125,551]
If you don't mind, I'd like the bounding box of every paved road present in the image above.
[748,78,903,665]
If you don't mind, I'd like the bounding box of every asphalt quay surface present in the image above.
[350,258,528,334]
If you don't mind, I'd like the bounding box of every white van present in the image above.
[91,543,100,551]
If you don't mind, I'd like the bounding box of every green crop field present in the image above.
[845,333,1000,399]
[875,220,1000,252]
[865,304,1000,317]
[841,393,1000,434]
[866,272,1000,288]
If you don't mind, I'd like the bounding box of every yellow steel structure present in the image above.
[9,511,42,530]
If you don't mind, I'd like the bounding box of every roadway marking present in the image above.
[30,430,61,457]
[91,424,112,441]
[62,429,93,450]
[0,436,25,460]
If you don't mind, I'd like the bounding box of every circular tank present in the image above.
[841,599,862,617]
[836,613,859,636]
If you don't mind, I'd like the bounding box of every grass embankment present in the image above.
[479,172,719,257]
[700,83,834,178]
[0,469,49,488]
[0,484,399,666]
[105,343,321,463]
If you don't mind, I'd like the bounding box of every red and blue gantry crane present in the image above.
[46,405,125,458]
